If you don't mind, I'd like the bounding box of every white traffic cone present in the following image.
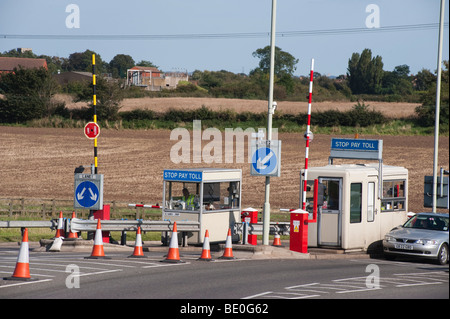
[128,227,146,258]
[198,230,213,261]
[4,228,37,281]
[219,228,235,260]
[161,222,184,263]
[54,211,65,238]
[85,219,111,259]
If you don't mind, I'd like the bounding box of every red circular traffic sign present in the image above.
[84,122,100,139]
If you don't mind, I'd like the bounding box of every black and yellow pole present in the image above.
[92,54,98,174]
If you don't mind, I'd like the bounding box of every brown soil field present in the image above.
[0,123,448,214]
[56,94,420,119]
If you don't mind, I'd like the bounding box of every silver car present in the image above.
[383,212,449,265]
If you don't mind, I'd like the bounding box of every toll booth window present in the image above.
[303,181,315,214]
[165,182,200,211]
[203,181,240,211]
[322,180,340,211]
[381,180,406,212]
[350,183,362,223]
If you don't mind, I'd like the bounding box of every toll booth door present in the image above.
[318,178,342,246]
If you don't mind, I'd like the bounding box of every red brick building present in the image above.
[0,57,48,75]
[126,66,164,90]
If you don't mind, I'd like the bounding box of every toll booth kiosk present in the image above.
[162,168,242,244]
[301,138,409,251]
[302,164,408,251]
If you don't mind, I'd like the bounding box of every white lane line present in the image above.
[0,279,53,289]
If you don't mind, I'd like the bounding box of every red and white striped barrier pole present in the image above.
[302,58,315,210]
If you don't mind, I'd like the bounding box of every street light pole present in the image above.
[263,0,277,246]
[432,0,445,212]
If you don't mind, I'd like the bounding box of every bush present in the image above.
[0,67,62,123]
[117,104,387,128]
[0,95,45,123]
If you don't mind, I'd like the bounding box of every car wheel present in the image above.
[437,243,448,265]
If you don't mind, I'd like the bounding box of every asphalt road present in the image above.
[0,245,448,307]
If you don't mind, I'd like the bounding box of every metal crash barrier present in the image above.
[70,218,201,247]
[236,222,290,237]
[1,218,289,246]
[70,218,199,232]
[0,220,57,229]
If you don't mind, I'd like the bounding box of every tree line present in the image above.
[0,47,448,130]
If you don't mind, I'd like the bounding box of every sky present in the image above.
[0,0,448,77]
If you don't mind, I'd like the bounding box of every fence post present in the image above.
[21,198,25,216]
[111,201,116,217]
[51,199,56,218]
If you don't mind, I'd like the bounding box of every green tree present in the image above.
[381,64,414,95]
[250,46,299,94]
[415,60,449,128]
[251,46,298,77]
[0,67,62,122]
[347,48,384,94]
[71,76,124,121]
[136,60,158,68]
[63,50,105,73]
[414,68,436,91]
[109,54,135,78]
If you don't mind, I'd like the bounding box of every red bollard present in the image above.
[290,209,309,254]
[93,205,110,243]
[241,208,258,245]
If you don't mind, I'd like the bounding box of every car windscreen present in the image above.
[403,215,449,231]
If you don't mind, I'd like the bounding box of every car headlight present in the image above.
[384,235,395,242]
[416,239,438,245]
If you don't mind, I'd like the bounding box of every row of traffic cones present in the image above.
[3,211,79,281]
[84,219,236,262]
[2,218,109,281]
[55,211,79,239]
[3,219,237,280]
[161,223,235,263]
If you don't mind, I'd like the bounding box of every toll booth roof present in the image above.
[165,168,241,173]
[305,163,408,175]
[163,168,242,182]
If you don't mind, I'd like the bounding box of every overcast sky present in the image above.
[0,0,448,76]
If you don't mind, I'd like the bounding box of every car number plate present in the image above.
[394,244,414,250]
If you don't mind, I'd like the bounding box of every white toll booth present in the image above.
[301,138,409,251]
[162,168,242,244]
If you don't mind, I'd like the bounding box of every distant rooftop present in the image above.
[0,57,48,72]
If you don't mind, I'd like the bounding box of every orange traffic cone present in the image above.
[198,230,213,261]
[85,219,111,259]
[272,233,283,247]
[128,227,146,258]
[54,211,65,238]
[4,228,37,281]
[67,211,78,239]
[219,228,235,260]
[161,222,184,263]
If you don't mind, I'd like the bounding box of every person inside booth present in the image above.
[182,187,198,210]
[166,182,200,211]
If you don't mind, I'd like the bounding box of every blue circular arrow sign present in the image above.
[252,147,277,175]
[75,181,99,208]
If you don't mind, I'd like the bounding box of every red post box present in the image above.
[93,204,110,243]
[290,209,309,253]
[241,208,258,245]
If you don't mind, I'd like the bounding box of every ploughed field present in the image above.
[0,108,448,213]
